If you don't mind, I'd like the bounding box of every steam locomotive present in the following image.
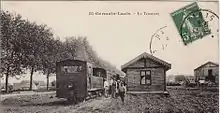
[56,59,114,103]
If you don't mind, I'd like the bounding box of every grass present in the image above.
[1,86,219,113]
[99,87,219,113]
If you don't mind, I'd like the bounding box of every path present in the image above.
[0,91,55,101]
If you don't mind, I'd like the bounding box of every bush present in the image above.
[166,82,181,86]
[185,83,197,87]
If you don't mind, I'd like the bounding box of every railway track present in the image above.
[1,91,105,113]
[32,95,104,113]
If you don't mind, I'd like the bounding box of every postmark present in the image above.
[171,2,213,45]
[149,26,170,55]
[181,9,219,42]
[150,8,218,54]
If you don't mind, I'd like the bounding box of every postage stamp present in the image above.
[171,2,211,45]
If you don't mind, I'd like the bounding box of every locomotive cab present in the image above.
[56,59,88,102]
[56,59,106,103]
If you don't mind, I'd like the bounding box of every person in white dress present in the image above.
[104,79,109,97]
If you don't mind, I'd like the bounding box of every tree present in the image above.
[82,37,102,67]
[1,10,123,93]
[21,22,54,90]
[4,12,56,91]
[175,75,186,83]
[41,39,61,90]
[1,11,25,93]
[64,37,77,59]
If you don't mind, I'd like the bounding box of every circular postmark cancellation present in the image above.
[180,9,219,45]
[149,26,169,55]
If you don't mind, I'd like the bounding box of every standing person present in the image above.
[115,80,120,98]
[104,79,109,98]
[119,82,126,104]
[111,79,116,98]
[109,78,113,96]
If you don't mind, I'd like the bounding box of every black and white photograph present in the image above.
[0,1,219,113]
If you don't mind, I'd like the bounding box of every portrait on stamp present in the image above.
[171,2,212,45]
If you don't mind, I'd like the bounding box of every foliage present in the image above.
[1,10,55,91]
[1,11,27,92]
[1,11,25,77]
[1,10,123,92]
[63,36,123,76]
[166,82,181,86]
[175,75,186,82]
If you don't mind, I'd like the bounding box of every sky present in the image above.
[1,1,219,83]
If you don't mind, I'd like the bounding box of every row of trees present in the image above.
[1,10,122,93]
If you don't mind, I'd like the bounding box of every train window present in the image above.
[64,68,68,73]
[93,71,101,77]
[98,72,101,77]
[61,66,83,73]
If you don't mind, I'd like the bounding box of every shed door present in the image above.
[208,69,212,76]
[207,69,215,83]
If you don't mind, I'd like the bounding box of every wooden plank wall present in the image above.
[91,76,103,89]
[195,64,219,82]
[127,68,165,91]
[124,57,167,91]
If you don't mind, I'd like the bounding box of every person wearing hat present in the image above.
[115,79,121,97]
[118,81,126,104]
[109,77,113,96]
[111,78,117,98]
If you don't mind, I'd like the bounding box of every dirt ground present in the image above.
[1,87,219,113]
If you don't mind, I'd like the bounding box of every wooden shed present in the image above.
[121,52,171,93]
[194,61,219,85]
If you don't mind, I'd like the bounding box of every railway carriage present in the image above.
[56,59,105,102]
[93,67,107,85]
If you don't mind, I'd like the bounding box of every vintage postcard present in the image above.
[0,1,219,113]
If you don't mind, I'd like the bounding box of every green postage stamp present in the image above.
[171,2,211,45]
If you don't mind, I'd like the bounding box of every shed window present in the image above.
[140,70,151,85]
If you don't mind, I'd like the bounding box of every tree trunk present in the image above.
[5,66,10,93]
[5,51,14,93]
[30,66,34,91]
[46,71,50,90]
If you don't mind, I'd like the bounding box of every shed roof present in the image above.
[194,61,219,71]
[121,52,171,70]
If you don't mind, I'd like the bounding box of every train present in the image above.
[56,59,121,103]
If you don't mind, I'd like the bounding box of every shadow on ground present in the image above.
[19,100,73,107]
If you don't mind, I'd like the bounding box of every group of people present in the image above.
[104,78,127,103]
